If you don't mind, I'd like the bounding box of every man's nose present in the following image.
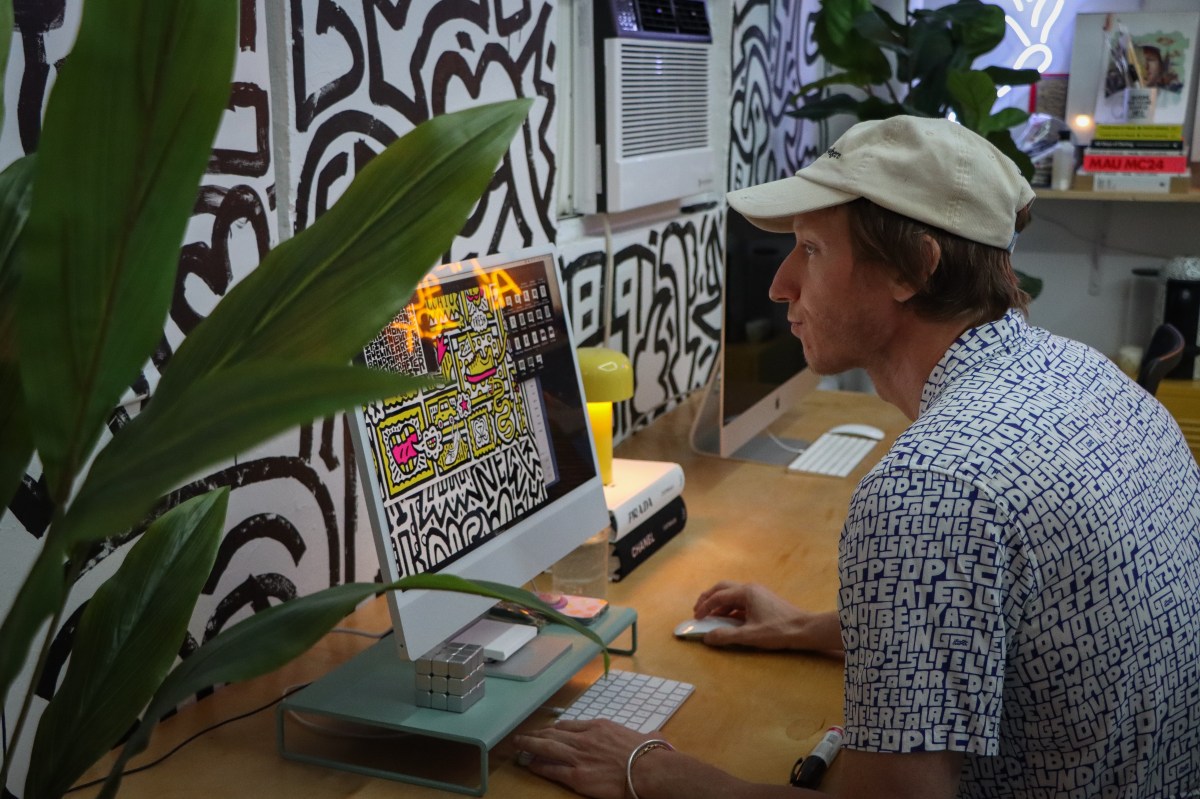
[768,268,793,304]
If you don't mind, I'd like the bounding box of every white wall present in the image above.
[1021,200,1200,357]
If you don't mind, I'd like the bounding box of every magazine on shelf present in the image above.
[1089,137,1184,150]
[1093,123,1185,141]
[1073,170,1193,194]
[1066,12,1200,142]
[1081,150,1189,173]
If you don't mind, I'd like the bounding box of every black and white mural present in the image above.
[560,209,724,438]
[729,0,825,191]
[283,0,559,253]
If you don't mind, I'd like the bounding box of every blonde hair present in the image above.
[845,198,1032,325]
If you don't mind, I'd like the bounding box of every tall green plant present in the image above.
[793,0,1041,178]
[0,1,603,797]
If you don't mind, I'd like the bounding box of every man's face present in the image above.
[767,205,907,375]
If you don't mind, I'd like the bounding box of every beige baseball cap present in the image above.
[726,115,1036,251]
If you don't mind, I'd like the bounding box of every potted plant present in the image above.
[793,0,1041,179]
[0,1,602,797]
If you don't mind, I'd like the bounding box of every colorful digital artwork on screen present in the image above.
[360,266,554,577]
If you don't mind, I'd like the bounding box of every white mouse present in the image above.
[828,423,885,440]
[673,616,744,640]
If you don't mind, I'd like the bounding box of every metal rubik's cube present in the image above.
[414,642,485,712]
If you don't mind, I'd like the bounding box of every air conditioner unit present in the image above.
[572,0,714,215]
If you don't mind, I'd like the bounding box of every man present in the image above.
[515,116,1200,798]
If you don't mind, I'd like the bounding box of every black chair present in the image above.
[1137,323,1186,396]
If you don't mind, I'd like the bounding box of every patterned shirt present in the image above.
[839,310,1200,798]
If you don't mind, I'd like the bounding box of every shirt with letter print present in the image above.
[839,309,1200,798]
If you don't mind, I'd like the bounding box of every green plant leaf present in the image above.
[907,79,952,117]
[907,22,955,90]
[987,130,1036,180]
[57,363,433,549]
[852,7,905,53]
[787,93,876,120]
[0,154,37,510]
[947,68,997,131]
[794,71,882,96]
[983,66,1041,87]
[787,94,907,123]
[99,574,607,799]
[150,99,532,413]
[985,106,1030,134]
[867,3,906,38]
[1016,270,1043,301]
[0,155,35,303]
[25,489,229,799]
[854,96,915,121]
[17,0,237,506]
[0,544,66,714]
[812,0,874,61]
[931,0,1005,59]
[813,1,892,84]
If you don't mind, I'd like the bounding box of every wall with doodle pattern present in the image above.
[0,1,824,790]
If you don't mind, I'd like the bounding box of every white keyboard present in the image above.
[557,670,694,733]
[786,432,878,477]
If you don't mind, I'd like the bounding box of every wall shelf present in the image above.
[1037,171,1200,203]
[1036,187,1200,203]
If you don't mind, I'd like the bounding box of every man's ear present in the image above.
[893,234,941,303]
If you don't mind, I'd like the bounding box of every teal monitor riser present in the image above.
[277,606,637,796]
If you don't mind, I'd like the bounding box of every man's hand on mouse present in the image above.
[691,581,843,652]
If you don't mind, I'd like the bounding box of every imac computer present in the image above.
[347,247,610,663]
[279,248,638,792]
[691,211,820,465]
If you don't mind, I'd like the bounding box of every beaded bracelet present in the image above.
[625,738,674,799]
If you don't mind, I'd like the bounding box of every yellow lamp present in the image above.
[577,346,633,486]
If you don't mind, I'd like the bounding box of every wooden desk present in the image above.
[1155,379,1200,464]
[80,389,907,798]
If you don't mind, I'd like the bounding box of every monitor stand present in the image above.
[276,605,636,796]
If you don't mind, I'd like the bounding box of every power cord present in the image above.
[66,683,308,793]
[767,431,806,454]
[60,628,389,791]
[1033,209,1180,261]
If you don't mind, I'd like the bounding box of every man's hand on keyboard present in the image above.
[515,719,655,799]
[692,581,843,653]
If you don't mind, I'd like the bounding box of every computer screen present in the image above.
[349,248,609,661]
[690,212,819,464]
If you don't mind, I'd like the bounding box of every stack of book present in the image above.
[602,458,687,581]
[1077,123,1191,194]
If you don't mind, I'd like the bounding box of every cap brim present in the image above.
[726,175,859,233]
